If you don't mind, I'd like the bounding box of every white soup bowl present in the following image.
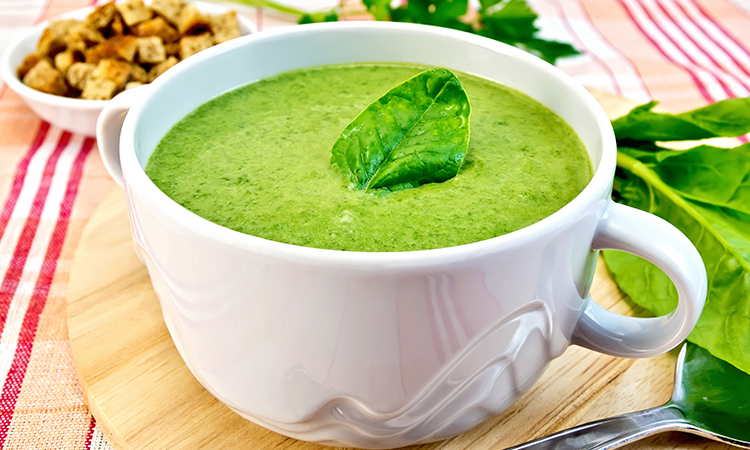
[96,22,707,449]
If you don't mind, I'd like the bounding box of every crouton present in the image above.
[129,63,148,82]
[92,58,131,89]
[49,19,79,38]
[36,28,66,58]
[108,13,126,37]
[17,53,44,79]
[125,81,143,90]
[150,0,185,25]
[22,59,67,95]
[86,2,116,30]
[176,4,209,35]
[81,76,117,100]
[137,36,166,63]
[208,11,240,44]
[85,35,138,63]
[54,49,80,75]
[65,22,105,50]
[132,16,179,43]
[179,33,212,60]
[66,62,95,90]
[117,0,152,26]
[147,55,178,81]
[164,41,179,56]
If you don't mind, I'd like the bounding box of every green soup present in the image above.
[146,64,592,252]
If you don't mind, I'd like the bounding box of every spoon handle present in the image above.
[505,404,689,450]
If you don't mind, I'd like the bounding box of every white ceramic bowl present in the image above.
[0,2,255,137]
[97,23,707,448]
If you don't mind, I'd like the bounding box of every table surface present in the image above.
[1,0,749,449]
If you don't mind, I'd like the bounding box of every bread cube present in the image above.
[92,58,131,89]
[176,4,209,35]
[65,23,105,51]
[81,76,117,100]
[150,0,185,25]
[36,28,66,58]
[49,19,79,38]
[17,53,44,79]
[125,81,143,90]
[164,41,180,56]
[137,36,166,63]
[66,62,95,90]
[209,11,240,44]
[129,63,149,83]
[85,35,138,63]
[147,55,178,81]
[133,16,179,43]
[85,2,116,30]
[179,33,212,60]
[54,49,79,75]
[116,0,152,26]
[109,13,126,36]
[23,59,67,95]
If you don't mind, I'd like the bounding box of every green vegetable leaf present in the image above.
[330,68,471,191]
[673,343,750,441]
[362,0,392,21]
[613,98,750,142]
[604,152,750,375]
[298,11,338,24]
[391,0,473,32]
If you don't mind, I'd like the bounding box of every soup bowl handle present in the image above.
[572,201,707,358]
[97,85,153,187]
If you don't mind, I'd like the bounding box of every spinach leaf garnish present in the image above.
[604,99,750,375]
[330,68,470,192]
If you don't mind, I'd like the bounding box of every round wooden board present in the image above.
[67,91,731,450]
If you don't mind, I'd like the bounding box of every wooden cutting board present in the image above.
[67,91,731,450]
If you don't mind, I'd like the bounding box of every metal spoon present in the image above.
[506,344,750,450]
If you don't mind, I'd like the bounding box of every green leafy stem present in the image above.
[223,0,580,65]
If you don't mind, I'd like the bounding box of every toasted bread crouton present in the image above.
[176,4,209,35]
[54,49,82,75]
[86,2,116,30]
[137,36,166,63]
[209,11,240,44]
[65,22,105,51]
[49,19,79,38]
[36,28,66,58]
[179,33,212,60]
[164,41,179,56]
[81,75,117,100]
[117,0,152,26]
[108,13,126,36]
[133,16,179,43]
[125,81,143,90]
[129,63,148,82]
[17,53,44,79]
[85,35,138,63]
[92,58,131,89]
[150,0,185,25]
[23,59,67,95]
[66,62,95,90]
[147,55,178,81]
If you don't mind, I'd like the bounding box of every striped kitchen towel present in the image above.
[1,0,749,448]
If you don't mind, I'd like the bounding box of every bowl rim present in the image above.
[121,21,617,268]
[0,2,256,112]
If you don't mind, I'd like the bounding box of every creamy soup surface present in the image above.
[146,64,593,252]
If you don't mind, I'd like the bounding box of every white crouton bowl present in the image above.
[0,2,255,137]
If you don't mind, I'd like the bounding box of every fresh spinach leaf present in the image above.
[604,152,750,375]
[613,99,750,142]
[228,0,580,65]
[673,343,750,441]
[330,68,470,191]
